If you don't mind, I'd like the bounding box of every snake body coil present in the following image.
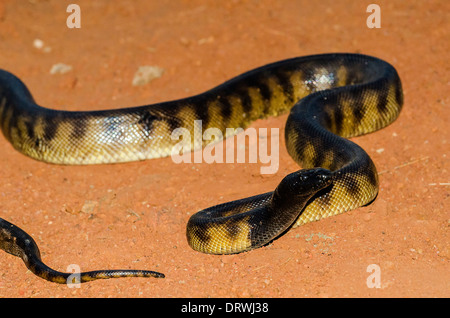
[0,53,402,282]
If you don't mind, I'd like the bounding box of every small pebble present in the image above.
[33,39,44,49]
[50,63,72,74]
[132,65,164,86]
[33,38,52,52]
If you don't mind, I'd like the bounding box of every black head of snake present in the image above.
[0,53,403,283]
[187,168,333,254]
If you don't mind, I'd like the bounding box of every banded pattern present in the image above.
[0,54,400,166]
[185,54,403,253]
[0,218,164,284]
[0,53,403,281]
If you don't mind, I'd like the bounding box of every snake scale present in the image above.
[0,53,403,284]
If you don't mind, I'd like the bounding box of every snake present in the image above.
[0,53,403,284]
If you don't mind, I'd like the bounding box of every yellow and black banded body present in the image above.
[0,53,403,275]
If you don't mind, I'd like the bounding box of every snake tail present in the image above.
[0,218,164,284]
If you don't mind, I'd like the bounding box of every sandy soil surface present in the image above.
[0,0,448,298]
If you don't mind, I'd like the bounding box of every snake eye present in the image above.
[318,171,332,182]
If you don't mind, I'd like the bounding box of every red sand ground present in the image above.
[0,0,448,298]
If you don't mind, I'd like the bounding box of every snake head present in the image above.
[276,168,333,199]
[268,167,333,220]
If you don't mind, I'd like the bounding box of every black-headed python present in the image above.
[0,53,403,284]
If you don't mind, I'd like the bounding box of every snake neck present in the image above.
[246,169,333,248]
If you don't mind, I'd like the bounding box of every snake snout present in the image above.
[280,168,332,196]
[298,168,333,192]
